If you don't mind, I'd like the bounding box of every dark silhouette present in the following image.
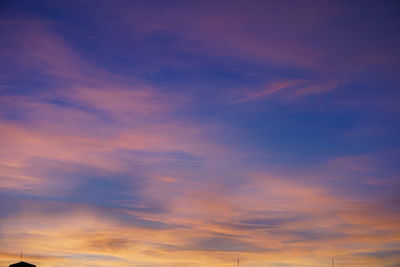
[9,262,36,267]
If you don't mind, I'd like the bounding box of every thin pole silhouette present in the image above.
[20,252,23,261]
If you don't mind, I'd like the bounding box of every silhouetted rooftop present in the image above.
[9,261,36,267]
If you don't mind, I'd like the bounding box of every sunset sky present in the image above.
[0,1,399,267]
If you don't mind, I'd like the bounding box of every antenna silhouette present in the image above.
[332,257,335,267]
[237,259,240,267]
[20,252,22,262]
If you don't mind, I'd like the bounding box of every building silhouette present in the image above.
[9,262,36,267]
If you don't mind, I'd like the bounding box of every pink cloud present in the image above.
[234,78,338,103]
[2,171,399,267]
[108,1,341,68]
[327,154,379,173]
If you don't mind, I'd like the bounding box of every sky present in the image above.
[0,1,399,267]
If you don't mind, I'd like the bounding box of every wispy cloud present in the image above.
[234,79,338,103]
[0,1,399,267]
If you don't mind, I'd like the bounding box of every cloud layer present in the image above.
[1,1,399,267]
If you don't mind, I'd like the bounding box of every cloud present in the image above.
[0,2,399,267]
[235,79,338,103]
[183,235,267,252]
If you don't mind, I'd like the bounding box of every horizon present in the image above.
[0,1,399,267]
